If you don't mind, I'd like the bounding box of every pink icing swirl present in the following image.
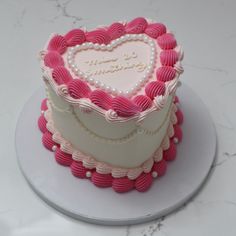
[90,90,113,110]
[55,148,73,166]
[67,79,91,99]
[47,35,67,54]
[38,115,47,133]
[174,61,184,74]
[44,51,64,69]
[42,131,56,151]
[135,173,153,192]
[127,168,143,180]
[112,96,141,117]
[145,81,166,100]
[107,22,126,40]
[156,66,176,82]
[86,29,111,45]
[163,141,176,161]
[160,50,179,66]
[92,172,113,188]
[125,17,148,34]
[176,109,184,125]
[71,161,89,178]
[52,66,73,85]
[173,124,183,142]
[157,33,177,50]
[105,109,118,122]
[112,177,134,193]
[145,23,166,38]
[152,159,167,177]
[132,95,152,111]
[64,29,86,46]
[41,98,48,111]
[153,95,166,109]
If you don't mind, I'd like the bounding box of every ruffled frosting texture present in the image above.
[47,35,67,54]
[86,29,111,45]
[55,148,73,166]
[157,33,177,50]
[64,29,86,46]
[156,66,176,82]
[67,79,91,99]
[38,96,183,193]
[44,51,64,69]
[145,81,166,100]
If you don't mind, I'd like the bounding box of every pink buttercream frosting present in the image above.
[157,33,177,50]
[44,51,64,69]
[112,96,141,117]
[86,29,111,45]
[125,17,148,34]
[47,35,67,54]
[52,66,73,85]
[107,22,126,40]
[145,81,166,100]
[132,95,152,111]
[90,90,113,110]
[64,29,86,46]
[144,23,166,38]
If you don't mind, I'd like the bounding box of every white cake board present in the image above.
[15,83,216,226]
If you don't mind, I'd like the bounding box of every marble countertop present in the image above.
[1,0,236,235]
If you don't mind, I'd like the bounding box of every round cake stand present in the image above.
[15,83,216,226]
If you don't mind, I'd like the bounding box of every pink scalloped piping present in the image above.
[125,17,148,34]
[38,97,183,193]
[107,22,126,40]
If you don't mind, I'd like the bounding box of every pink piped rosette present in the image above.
[40,17,184,119]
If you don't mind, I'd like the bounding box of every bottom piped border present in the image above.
[37,97,183,193]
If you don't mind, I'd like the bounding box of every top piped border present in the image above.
[39,17,184,121]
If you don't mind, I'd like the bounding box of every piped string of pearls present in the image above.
[67,34,156,97]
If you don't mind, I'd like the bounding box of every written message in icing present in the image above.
[83,52,147,77]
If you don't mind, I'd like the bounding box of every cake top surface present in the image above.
[39,17,183,121]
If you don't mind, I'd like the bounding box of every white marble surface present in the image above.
[0,0,236,235]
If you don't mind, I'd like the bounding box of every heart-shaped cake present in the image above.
[39,17,184,193]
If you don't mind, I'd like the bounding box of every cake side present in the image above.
[38,17,184,192]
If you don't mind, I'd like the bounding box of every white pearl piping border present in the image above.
[67,34,156,97]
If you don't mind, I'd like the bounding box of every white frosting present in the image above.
[46,84,173,168]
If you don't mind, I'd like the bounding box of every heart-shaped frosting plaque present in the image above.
[66,34,156,96]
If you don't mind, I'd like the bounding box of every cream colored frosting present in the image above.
[45,83,176,168]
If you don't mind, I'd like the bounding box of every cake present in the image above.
[38,17,184,193]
